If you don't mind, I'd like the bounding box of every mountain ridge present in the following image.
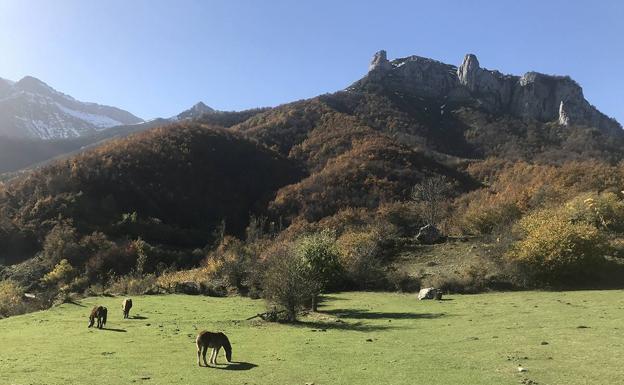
[0,75,143,139]
[353,50,621,134]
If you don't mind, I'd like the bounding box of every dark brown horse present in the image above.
[88,306,107,329]
[122,298,133,319]
[196,331,232,366]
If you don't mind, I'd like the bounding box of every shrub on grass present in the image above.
[295,230,342,310]
[262,241,320,322]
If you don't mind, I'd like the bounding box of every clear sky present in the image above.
[0,0,622,123]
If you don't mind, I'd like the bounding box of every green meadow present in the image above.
[1,291,623,385]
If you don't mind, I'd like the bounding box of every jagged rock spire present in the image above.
[457,54,480,91]
[369,50,391,72]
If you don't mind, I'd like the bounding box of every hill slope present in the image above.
[0,123,303,264]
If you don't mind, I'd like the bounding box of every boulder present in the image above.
[416,224,444,244]
[418,287,442,300]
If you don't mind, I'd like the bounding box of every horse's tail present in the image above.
[102,307,107,326]
[221,334,232,362]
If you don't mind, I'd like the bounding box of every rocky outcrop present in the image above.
[416,224,444,244]
[351,51,621,135]
[457,54,480,91]
[369,50,392,72]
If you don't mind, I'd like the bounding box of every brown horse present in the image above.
[196,331,232,366]
[122,298,133,319]
[88,306,107,329]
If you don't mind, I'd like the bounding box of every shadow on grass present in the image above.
[292,319,396,332]
[64,299,86,307]
[212,361,258,371]
[132,315,148,320]
[322,308,446,320]
[102,327,127,332]
[318,294,351,302]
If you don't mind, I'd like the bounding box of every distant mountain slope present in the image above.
[0,76,143,139]
[0,123,303,263]
[0,105,270,176]
[0,118,169,176]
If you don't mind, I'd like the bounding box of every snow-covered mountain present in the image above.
[0,76,143,139]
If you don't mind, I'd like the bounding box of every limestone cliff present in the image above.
[351,51,621,135]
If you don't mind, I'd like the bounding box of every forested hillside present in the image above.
[2,52,624,317]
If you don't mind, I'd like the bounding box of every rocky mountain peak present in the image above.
[14,76,56,94]
[457,53,480,91]
[173,101,216,121]
[354,50,621,134]
[0,75,143,139]
[369,50,392,72]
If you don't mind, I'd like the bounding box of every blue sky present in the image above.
[0,0,622,123]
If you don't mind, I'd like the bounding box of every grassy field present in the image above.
[1,291,624,385]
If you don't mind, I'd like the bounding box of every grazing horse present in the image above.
[88,306,107,329]
[122,298,133,319]
[196,331,232,366]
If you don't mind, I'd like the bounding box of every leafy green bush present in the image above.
[295,230,342,310]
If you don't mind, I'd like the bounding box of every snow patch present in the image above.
[55,103,123,129]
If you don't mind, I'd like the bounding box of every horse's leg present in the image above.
[213,347,220,365]
[202,346,209,367]
[197,345,202,366]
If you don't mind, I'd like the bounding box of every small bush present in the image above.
[296,230,342,299]
[337,230,385,289]
[0,280,26,317]
[107,274,158,295]
[385,270,421,292]
[262,241,320,322]
[40,259,76,288]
